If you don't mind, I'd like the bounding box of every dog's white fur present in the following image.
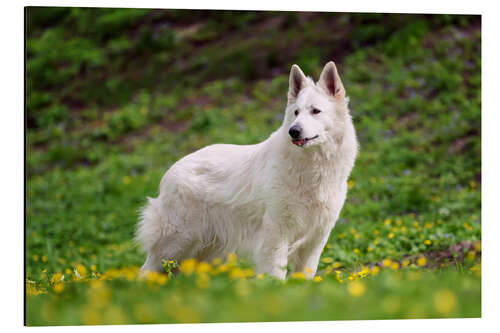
[136,62,358,279]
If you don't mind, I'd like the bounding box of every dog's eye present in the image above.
[294,110,299,116]
[312,108,321,115]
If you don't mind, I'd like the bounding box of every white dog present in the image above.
[136,62,358,279]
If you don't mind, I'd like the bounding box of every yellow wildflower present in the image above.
[75,264,87,279]
[50,272,64,284]
[466,251,476,260]
[348,180,355,189]
[211,257,222,266]
[322,257,333,264]
[371,266,380,275]
[291,272,306,280]
[388,233,395,239]
[417,256,427,267]
[402,259,410,267]
[227,253,237,264]
[434,290,457,315]
[196,261,212,275]
[179,258,197,276]
[313,276,323,283]
[53,283,65,294]
[382,259,392,267]
[424,240,431,245]
[123,176,131,185]
[391,262,400,270]
[347,280,366,297]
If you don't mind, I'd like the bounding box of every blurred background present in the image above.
[26,8,481,325]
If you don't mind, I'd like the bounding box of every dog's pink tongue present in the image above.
[292,139,306,146]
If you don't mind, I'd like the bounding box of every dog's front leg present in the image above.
[254,213,289,279]
[255,238,288,279]
[293,231,331,279]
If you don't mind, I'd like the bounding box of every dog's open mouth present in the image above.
[292,135,319,147]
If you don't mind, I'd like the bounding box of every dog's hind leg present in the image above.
[141,253,164,273]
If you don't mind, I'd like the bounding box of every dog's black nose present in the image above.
[289,125,302,139]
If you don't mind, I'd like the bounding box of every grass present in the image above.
[26,9,481,325]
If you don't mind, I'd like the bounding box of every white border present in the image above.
[3,0,499,332]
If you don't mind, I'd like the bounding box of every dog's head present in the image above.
[284,62,350,149]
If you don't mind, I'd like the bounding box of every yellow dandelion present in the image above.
[384,219,392,225]
[466,251,476,260]
[91,264,97,271]
[291,272,306,280]
[367,247,373,252]
[424,240,431,245]
[434,290,457,315]
[322,257,333,264]
[74,264,87,279]
[333,261,342,268]
[196,261,212,275]
[50,272,64,284]
[388,233,395,239]
[257,273,264,279]
[227,252,237,264]
[53,283,65,294]
[179,258,197,276]
[371,266,380,275]
[391,262,400,270]
[382,259,392,267]
[32,254,39,261]
[417,256,427,267]
[326,243,332,249]
[42,255,48,263]
[347,280,366,297]
[402,259,410,267]
[348,180,355,189]
[211,257,222,266]
[313,276,323,283]
[353,248,360,254]
[374,229,380,235]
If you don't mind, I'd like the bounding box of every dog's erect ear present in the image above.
[317,61,345,98]
[288,64,308,102]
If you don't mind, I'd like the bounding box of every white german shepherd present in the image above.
[136,62,358,279]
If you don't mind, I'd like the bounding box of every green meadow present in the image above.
[26,9,481,325]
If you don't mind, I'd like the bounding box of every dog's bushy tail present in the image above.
[135,197,163,254]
